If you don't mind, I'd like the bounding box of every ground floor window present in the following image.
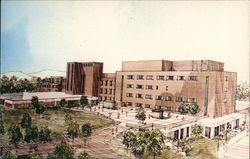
[235,119,239,128]
[214,126,219,137]
[174,130,179,140]
[205,127,211,138]
[180,128,184,140]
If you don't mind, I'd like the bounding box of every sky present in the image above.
[1,1,249,82]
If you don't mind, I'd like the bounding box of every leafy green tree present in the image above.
[77,151,93,159]
[8,124,23,146]
[236,82,250,101]
[54,140,74,159]
[80,96,88,109]
[28,147,42,159]
[24,128,33,143]
[0,119,4,135]
[146,129,165,159]
[39,126,51,142]
[21,112,32,129]
[122,131,136,153]
[24,126,39,143]
[135,109,146,124]
[191,124,203,137]
[31,96,39,108]
[81,123,92,146]
[60,99,67,108]
[67,120,80,141]
[189,103,199,115]
[30,126,39,141]
[2,151,18,159]
[35,103,45,118]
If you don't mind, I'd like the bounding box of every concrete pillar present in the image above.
[211,127,215,138]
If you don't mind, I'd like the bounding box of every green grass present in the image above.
[0,107,112,146]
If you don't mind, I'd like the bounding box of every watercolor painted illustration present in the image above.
[0,1,249,159]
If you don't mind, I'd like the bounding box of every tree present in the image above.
[77,151,93,159]
[135,109,146,124]
[24,126,39,143]
[80,96,88,109]
[60,99,67,108]
[236,82,250,101]
[31,96,39,108]
[28,147,42,159]
[2,151,18,159]
[178,103,200,115]
[122,131,136,153]
[54,140,74,159]
[39,126,51,142]
[67,120,80,141]
[191,124,203,137]
[8,124,23,146]
[81,123,92,146]
[21,112,32,129]
[35,103,45,118]
[0,118,4,135]
[146,129,165,159]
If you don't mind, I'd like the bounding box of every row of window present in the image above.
[126,93,197,102]
[126,102,174,111]
[127,84,168,90]
[101,80,115,86]
[100,88,115,95]
[99,96,114,101]
[127,75,197,81]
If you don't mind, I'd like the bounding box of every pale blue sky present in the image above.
[1,1,249,82]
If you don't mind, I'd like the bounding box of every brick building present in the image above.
[36,76,66,92]
[99,73,116,102]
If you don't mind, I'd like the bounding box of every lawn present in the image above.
[0,107,112,146]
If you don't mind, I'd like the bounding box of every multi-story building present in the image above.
[115,60,237,118]
[99,73,116,102]
[36,76,66,92]
[65,62,103,96]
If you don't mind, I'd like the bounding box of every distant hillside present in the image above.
[0,71,33,80]
[1,69,66,80]
[28,69,66,78]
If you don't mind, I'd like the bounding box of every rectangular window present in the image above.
[126,102,133,106]
[145,94,152,99]
[109,89,112,94]
[177,76,185,80]
[146,75,154,80]
[104,89,108,94]
[137,75,144,80]
[127,75,134,80]
[155,105,162,109]
[146,85,153,90]
[100,88,103,94]
[145,104,151,108]
[105,80,108,86]
[127,84,133,88]
[156,95,163,100]
[136,85,144,89]
[187,98,197,103]
[189,76,197,81]
[166,76,174,80]
[101,81,104,85]
[225,76,228,82]
[135,103,142,107]
[156,85,159,90]
[165,96,172,101]
[166,106,172,111]
[157,75,165,80]
[110,81,113,86]
[136,94,143,99]
[166,86,168,91]
[176,97,183,102]
[126,93,133,97]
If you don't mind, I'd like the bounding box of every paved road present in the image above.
[224,134,249,159]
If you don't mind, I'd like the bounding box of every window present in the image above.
[101,81,104,85]
[166,76,174,80]
[100,88,103,94]
[110,81,113,86]
[224,98,227,103]
[146,85,153,90]
[224,87,228,92]
[166,86,168,91]
[137,75,144,80]
[99,97,102,101]
[127,84,133,88]
[135,103,142,107]
[177,76,185,80]
[146,75,154,80]
[225,76,228,82]
[126,93,133,97]
[104,89,108,94]
[155,105,162,109]
[189,76,197,81]
[156,85,159,90]
[136,94,143,99]
[126,102,132,106]
[104,97,107,101]
[145,104,151,108]
[127,75,134,80]
[156,95,163,100]
[165,96,172,101]
[166,106,172,111]
[187,98,197,103]
[176,97,183,102]
[136,85,144,89]
[157,75,165,80]
[105,80,108,86]
[145,94,152,99]
[109,89,112,94]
